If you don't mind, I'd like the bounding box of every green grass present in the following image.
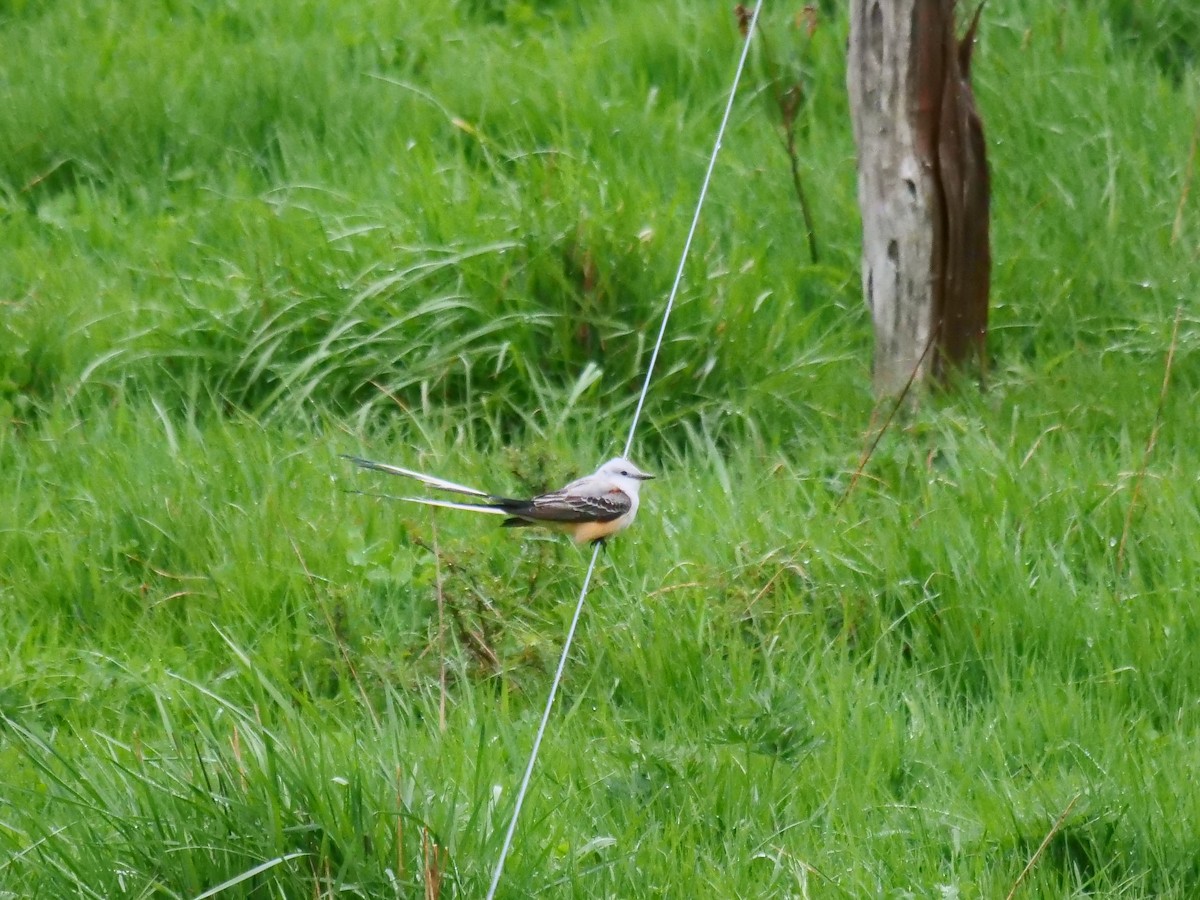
[2,0,1199,896]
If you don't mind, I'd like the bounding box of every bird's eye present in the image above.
[620,470,629,477]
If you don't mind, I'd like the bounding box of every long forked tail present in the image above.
[342,455,518,517]
[395,496,510,516]
[341,455,495,499]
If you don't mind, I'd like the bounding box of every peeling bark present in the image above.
[848,0,990,396]
[937,4,990,376]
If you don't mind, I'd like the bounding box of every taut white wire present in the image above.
[622,1,763,458]
[484,4,764,897]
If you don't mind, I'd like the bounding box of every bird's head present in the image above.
[597,457,655,494]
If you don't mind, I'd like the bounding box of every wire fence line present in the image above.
[484,4,765,896]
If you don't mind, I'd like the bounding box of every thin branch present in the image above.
[1003,793,1080,900]
[737,5,820,262]
[837,322,940,509]
[784,114,821,264]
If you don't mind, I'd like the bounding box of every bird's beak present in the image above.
[639,472,655,480]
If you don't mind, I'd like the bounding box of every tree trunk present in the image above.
[847,0,990,396]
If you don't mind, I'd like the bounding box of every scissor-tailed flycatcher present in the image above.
[344,455,654,545]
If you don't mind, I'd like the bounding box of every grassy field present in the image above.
[2,0,1199,896]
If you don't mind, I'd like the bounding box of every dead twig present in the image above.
[736,4,820,262]
[422,827,445,900]
[837,323,940,510]
[1003,793,1080,900]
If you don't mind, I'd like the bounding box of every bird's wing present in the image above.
[514,483,632,523]
[342,455,494,499]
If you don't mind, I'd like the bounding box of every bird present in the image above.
[343,454,655,545]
